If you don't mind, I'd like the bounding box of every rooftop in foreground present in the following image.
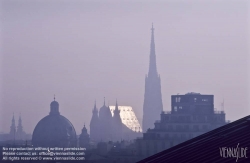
[138,115,250,163]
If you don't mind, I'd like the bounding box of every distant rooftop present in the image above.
[109,106,142,132]
[185,92,201,95]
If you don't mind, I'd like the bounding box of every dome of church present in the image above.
[50,100,59,107]
[32,99,77,147]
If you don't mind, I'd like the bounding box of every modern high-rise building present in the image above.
[142,24,163,132]
[137,93,228,158]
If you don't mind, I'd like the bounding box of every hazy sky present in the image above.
[0,0,249,134]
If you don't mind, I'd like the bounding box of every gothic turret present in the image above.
[113,100,121,120]
[142,24,163,132]
[90,101,100,142]
[9,113,16,141]
[99,97,113,141]
[112,100,123,141]
[16,113,25,140]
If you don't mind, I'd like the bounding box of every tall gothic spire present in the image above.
[148,23,158,77]
[142,24,163,132]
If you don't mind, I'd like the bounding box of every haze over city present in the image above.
[0,0,249,135]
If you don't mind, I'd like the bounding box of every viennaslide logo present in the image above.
[220,143,248,162]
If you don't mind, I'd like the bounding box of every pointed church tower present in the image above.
[142,24,163,132]
[16,113,25,140]
[99,97,113,141]
[90,101,100,142]
[9,113,16,141]
[112,100,123,141]
[113,100,121,120]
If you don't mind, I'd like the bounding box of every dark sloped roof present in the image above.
[138,115,250,163]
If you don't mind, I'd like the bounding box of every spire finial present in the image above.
[12,112,15,122]
[104,97,105,106]
[114,99,119,113]
[54,94,55,101]
[84,122,85,127]
[116,99,118,107]
[151,23,154,32]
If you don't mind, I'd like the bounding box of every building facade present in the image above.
[142,24,163,132]
[137,93,228,158]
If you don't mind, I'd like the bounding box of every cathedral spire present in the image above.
[142,24,163,132]
[148,23,158,77]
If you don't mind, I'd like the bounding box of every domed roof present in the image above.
[99,104,112,120]
[32,99,77,147]
[50,100,59,107]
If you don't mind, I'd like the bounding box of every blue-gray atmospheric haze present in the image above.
[0,0,249,135]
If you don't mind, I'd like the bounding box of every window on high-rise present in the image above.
[175,97,181,102]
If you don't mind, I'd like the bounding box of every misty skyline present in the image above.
[0,0,249,134]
